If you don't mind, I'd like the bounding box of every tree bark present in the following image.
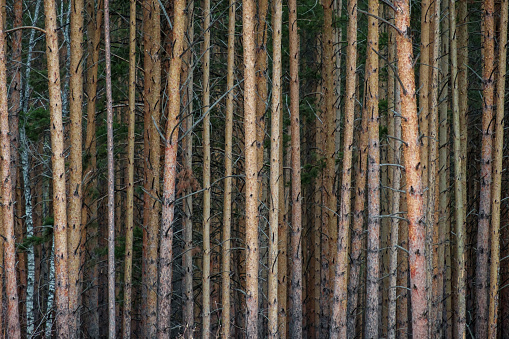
[487,0,507,336]
[157,0,186,337]
[243,0,259,335]
[68,0,85,333]
[0,12,22,339]
[288,0,302,337]
[330,0,356,334]
[476,0,495,334]
[44,0,70,334]
[394,0,428,336]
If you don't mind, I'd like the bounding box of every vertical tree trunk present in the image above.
[393,0,428,336]
[10,0,21,197]
[243,0,259,335]
[347,74,368,339]
[68,0,84,334]
[122,0,136,335]
[449,0,467,336]
[83,0,102,335]
[142,0,161,334]
[438,0,450,333]
[320,2,337,335]
[330,0,356,334]
[428,0,441,333]
[103,0,116,335]
[44,0,70,334]
[0,13,22,339]
[202,0,211,335]
[221,0,235,337]
[288,0,302,336]
[487,1,507,336]
[268,0,282,336]
[158,0,186,337]
[476,0,495,334]
[182,1,195,336]
[365,0,380,334]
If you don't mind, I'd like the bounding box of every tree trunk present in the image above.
[394,0,428,336]
[142,0,161,334]
[221,0,234,337]
[182,1,195,336]
[330,0,356,334]
[122,0,136,335]
[243,0,259,335]
[158,0,186,337]
[44,0,70,333]
[476,0,495,334]
[288,0,302,336]
[449,0,467,336]
[365,0,380,334]
[487,1,507,336]
[0,13,22,338]
[68,0,85,333]
[202,0,211,335]
[103,0,116,335]
[347,71,368,339]
[320,2,337,335]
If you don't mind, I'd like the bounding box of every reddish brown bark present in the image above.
[394,0,428,336]
[0,13,22,339]
[44,0,70,334]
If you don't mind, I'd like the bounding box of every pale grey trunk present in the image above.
[45,239,55,338]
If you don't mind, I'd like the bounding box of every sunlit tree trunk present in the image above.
[475,0,495,334]
[68,0,84,333]
[243,0,259,335]
[487,1,507,336]
[394,0,428,336]
[44,0,70,333]
[330,0,356,334]
[0,12,22,338]
[157,0,186,337]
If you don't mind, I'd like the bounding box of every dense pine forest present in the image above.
[0,0,507,336]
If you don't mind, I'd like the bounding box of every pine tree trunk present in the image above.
[394,0,428,335]
[330,0,356,334]
[487,1,507,336]
[268,0,282,336]
[320,2,337,335]
[158,0,186,337]
[182,2,195,337]
[44,0,70,334]
[365,0,380,334]
[0,13,22,338]
[243,0,259,335]
[103,0,116,335]
[221,0,235,336]
[68,0,84,334]
[288,0,302,336]
[122,0,136,335]
[475,0,495,335]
